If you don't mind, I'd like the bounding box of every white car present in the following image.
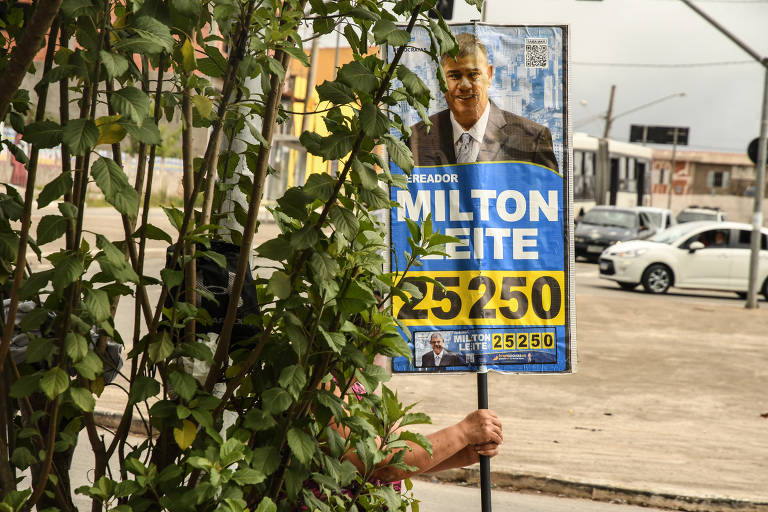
[598,221,768,297]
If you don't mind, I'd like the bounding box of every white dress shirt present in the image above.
[449,102,491,163]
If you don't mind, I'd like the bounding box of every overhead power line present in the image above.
[573,60,756,68]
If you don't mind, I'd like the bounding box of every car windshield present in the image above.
[581,210,636,229]
[677,211,716,223]
[641,211,663,228]
[647,222,703,244]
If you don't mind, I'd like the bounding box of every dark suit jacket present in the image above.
[409,102,558,172]
[421,350,465,368]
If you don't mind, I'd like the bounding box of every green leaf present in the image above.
[65,332,88,362]
[289,225,319,251]
[91,157,139,218]
[40,367,70,399]
[397,65,430,99]
[38,172,73,208]
[191,95,213,119]
[128,16,174,54]
[337,61,378,94]
[178,342,213,362]
[160,268,184,290]
[398,431,433,455]
[2,140,28,164]
[84,288,110,323]
[11,447,37,470]
[299,131,355,161]
[129,376,161,405]
[316,81,355,105]
[111,86,150,124]
[169,371,197,401]
[320,329,345,353]
[267,270,291,300]
[278,365,307,399]
[99,51,129,78]
[22,121,62,148]
[262,388,292,414]
[309,252,339,284]
[359,103,389,138]
[62,118,98,156]
[303,172,335,202]
[9,373,40,398]
[351,158,378,190]
[286,428,315,466]
[338,281,377,315]
[134,223,173,244]
[121,118,162,145]
[52,254,83,291]
[148,331,174,362]
[372,19,397,45]
[69,386,95,412]
[232,467,266,486]
[329,206,360,240]
[254,498,276,512]
[74,351,103,380]
[243,408,277,432]
[383,133,413,173]
[256,237,291,261]
[173,419,197,450]
[36,215,68,245]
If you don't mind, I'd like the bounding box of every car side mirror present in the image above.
[689,241,705,252]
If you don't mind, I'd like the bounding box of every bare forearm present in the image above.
[355,423,469,482]
[423,445,479,474]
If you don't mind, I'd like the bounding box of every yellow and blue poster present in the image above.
[389,24,574,374]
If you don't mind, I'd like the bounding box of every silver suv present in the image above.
[676,206,727,224]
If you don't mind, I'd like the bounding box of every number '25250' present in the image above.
[393,271,565,326]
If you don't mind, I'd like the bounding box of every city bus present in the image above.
[572,132,653,216]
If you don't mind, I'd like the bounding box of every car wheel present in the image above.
[641,264,672,294]
[762,278,768,301]
[736,292,748,300]
[618,282,637,291]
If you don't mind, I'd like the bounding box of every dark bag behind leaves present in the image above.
[165,240,260,353]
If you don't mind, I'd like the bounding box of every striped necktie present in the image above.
[456,132,473,164]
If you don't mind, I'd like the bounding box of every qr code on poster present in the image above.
[525,38,548,68]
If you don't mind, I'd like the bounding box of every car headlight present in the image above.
[613,247,648,258]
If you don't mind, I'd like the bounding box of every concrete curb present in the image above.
[419,468,768,512]
[94,411,155,438]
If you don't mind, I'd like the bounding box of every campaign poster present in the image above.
[389,24,575,374]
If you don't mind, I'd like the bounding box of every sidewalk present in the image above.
[390,293,768,510]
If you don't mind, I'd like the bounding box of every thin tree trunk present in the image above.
[0,0,64,122]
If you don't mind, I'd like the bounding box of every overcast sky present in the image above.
[317,0,768,154]
[453,0,768,153]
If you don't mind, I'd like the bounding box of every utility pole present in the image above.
[680,0,768,309]
[603,84,616,138]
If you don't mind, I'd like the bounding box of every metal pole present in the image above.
[477,367,491,512]
[680,0,764,64]
[746,66,768,309]
[602,84,616,139]
[666,128,678,210]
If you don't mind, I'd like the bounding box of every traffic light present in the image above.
[429,0,454,20]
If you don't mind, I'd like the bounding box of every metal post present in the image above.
[602,84,616,139]
[477,367,491,512]
[666,128,678,210]
[746,66,768,308]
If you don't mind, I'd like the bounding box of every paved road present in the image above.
[574,259,765,305]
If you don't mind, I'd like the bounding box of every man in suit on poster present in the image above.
[409,32,558,171]
[421,332,465,368]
